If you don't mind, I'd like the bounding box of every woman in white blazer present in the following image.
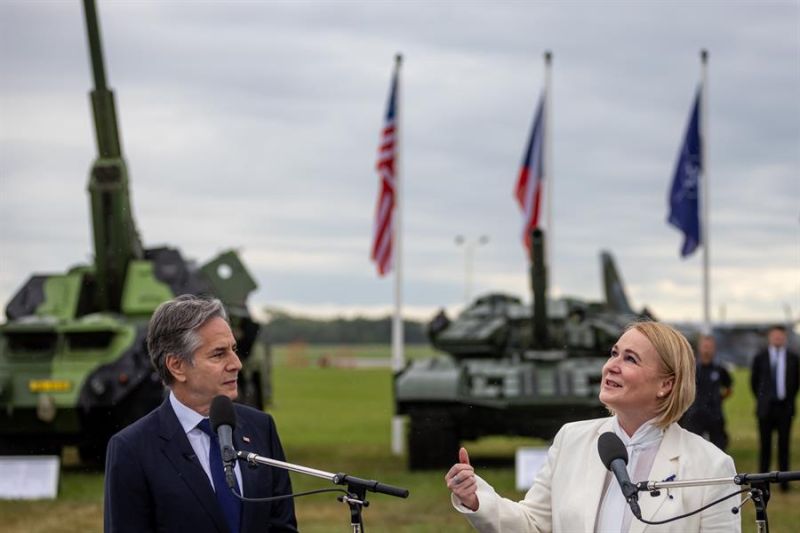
[446,321,740,532]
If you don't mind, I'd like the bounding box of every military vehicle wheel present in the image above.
[77,378,163,468]
[239,372,263,410]
[78,440,108,468]
[0,437,62,457]
[407,410,459,470]
[76,414,113,468]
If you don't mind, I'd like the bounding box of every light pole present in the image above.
[455,235,489,304]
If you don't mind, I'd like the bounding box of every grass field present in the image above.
[2,346,799,532]
[271,342,438,366]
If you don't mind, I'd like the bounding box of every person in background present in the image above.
[680,334,733,450]
[446,321,740,532]
[751,324,799,493]
[104,294,297,532]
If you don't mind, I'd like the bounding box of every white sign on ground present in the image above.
[0,456,60,500]
[515,447,548,492]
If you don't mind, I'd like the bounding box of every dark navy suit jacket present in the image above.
[104,398,297,533]
[751,347,799,418]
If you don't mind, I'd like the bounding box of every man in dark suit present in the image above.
[104,295,297,532]
[750,325,799,492]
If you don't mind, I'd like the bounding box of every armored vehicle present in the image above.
[395,229,655,469]
[0,0,270,463]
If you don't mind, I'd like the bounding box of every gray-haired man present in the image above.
[104,294,297,532]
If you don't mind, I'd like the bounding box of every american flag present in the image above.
[371,59,400,276]
[514,95,545,252]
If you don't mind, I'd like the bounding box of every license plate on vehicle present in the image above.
[29,380,72,393]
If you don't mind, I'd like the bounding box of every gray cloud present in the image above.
[1,0,798,324]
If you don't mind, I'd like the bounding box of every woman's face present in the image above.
[599,328,674,422]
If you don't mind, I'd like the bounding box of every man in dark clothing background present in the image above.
[680,334,732,450]
[751,325,799,492]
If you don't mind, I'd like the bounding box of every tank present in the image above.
[395,229,655,469]
[0,0,271,464]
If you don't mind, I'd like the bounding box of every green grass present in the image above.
[719,370,800,532]
[2,361,799,532]
[271,342,438,367]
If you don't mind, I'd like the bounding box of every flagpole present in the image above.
[700,49,710,333]
[543,51,553,284]
[390,53,406,456]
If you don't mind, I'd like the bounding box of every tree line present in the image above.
[264,308,429,344]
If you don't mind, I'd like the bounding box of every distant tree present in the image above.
[263,308,427,344]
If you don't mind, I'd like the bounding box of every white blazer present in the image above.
[455,417,741,533]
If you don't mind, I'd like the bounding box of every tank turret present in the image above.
[397,231,654,469]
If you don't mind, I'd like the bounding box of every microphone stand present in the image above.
[636,470,800,533]
[236,450,409,533]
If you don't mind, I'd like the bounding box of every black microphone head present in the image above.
[598,431,628,470]
[210,395,237,432]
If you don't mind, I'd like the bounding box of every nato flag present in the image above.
[668,88,702,257]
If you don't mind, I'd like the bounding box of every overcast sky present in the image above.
[1,0,798,324]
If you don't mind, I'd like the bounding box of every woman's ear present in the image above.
[659,377,675,398]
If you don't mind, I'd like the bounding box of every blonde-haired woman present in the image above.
[446,321,740,532]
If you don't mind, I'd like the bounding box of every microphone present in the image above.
[597,432,642,519]
[210,395,238,489]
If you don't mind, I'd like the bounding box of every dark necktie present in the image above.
[197,418,242,533]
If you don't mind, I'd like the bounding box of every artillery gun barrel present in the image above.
[84,0,108,92]
[83,0,121,158]
[82,0,143,311]
[530,228,549,348]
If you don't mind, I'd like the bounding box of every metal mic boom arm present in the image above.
[636,475,736,493]
[236,450,410,499]
[636,470,800,493]
[635,470,800,533]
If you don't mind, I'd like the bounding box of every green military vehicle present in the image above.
[0,0,271,464]
[396,229,655,469]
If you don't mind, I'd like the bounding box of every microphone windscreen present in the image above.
[210,395,237,432]
[597,431,628,470]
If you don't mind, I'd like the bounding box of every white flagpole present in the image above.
[390,53,406,456]
[700,49,710,334]
[543,51,553,283]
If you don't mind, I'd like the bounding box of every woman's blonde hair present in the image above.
[627,321,696,429]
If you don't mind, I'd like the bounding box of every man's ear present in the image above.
[165,354,188,383]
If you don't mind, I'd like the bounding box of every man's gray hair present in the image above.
[147,294,228,386]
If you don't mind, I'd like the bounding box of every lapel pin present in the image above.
[651,475,677,498]
[663,475,676,499]
[242,435,251,443]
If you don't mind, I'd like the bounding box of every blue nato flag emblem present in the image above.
[668,87,702,257]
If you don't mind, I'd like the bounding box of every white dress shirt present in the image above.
[169,391,244,494]
[769,345,787,400]
[595,417,663,533]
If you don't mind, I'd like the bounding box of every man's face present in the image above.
[170,316,241,414]
[768,328,787,348]
[698,336,715,364]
